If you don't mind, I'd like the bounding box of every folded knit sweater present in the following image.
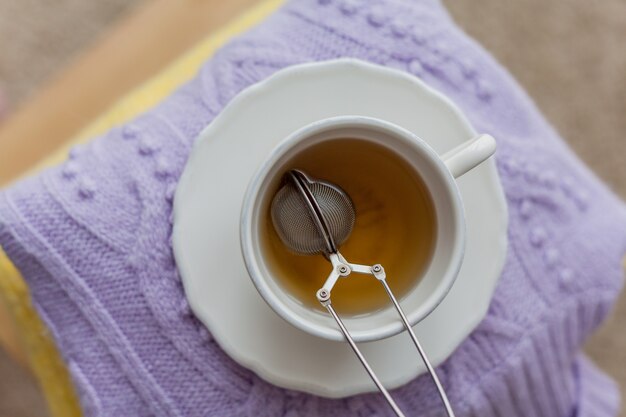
[1,0,625,416]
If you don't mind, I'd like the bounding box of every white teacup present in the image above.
[241,116,495,342]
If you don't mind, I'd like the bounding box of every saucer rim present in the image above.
[173,58,509,397]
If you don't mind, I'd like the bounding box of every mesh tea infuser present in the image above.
[271,169,455,417]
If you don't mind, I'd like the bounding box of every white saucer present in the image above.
[173,59,508,398]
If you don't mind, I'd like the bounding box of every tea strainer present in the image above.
[271,169,455,417]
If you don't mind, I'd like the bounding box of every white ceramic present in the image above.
[172,59,508,397]
[240,116,496,342]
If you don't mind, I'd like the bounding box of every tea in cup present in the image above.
[241,116,495,342]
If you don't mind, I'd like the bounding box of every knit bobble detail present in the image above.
[458,56,476,76]
[77,177,96,199]
[432,38,449,54]
[138,137,159,156]
[559,268,575,288]
[519,199,533,219]
[165,183,177,203]
[411,27,426,44]
[389,19,410,38]
[123,124,141,140]
[408,59,425,76]
[179,300,192,317]
[529,227,547,247]
[339,0,359,15]
[367,7,388,27]
[544,248,560,269]
[501,157,521,176]
[68,146,82,160]
[198,327,212,343]
[62,161,79,180]
[561,176,575,195]
[126,253,142,271]
[155,156,173,179]
[476,78,493,99]
[539,170,557,189]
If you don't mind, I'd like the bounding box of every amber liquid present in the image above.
[261,139,437,315]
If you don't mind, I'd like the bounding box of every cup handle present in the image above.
[442,134,496,179]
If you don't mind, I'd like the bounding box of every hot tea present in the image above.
[261,138,437,315]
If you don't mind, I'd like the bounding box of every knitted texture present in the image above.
[1,0,626,416]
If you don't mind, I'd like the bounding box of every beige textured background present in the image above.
[0,1,624,416]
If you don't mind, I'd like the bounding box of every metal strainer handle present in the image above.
[271,170,455,417]
[317,254,455,417]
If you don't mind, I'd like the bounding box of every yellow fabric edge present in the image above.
[0,252,82,417]
[0,1,284,416]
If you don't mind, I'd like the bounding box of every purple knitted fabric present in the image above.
[1,0,626,416]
